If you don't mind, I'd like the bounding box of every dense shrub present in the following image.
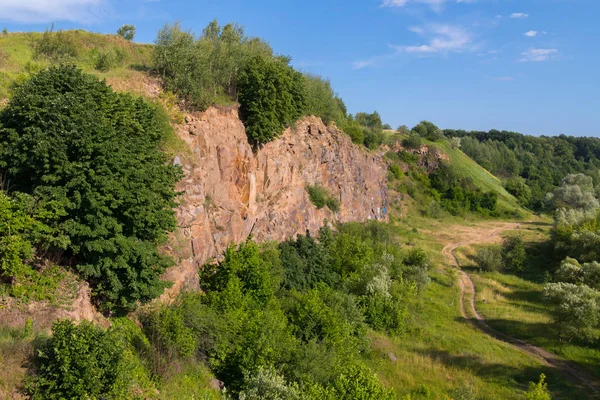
[140,224,424,397]
[412,120,444,141]
[402,133,423,149]
[238,55,306,144]
[430,164,498,215]
[306,184,340,212]
[475,247,503,272]
[93,49,117,71]
[388,164,404,181]
[504,177,532,205]
[154,21,273,111]
[29,320,127,399]
[502,235,526,272]
[543,282,600,341]
[0,66,181,311]
[279,234,337,290]
[34,29,78,60]
[303,74,347,126]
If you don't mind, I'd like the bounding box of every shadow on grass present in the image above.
[415,345,590,399]
[129,63,151,72]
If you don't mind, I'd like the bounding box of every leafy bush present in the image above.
[475,247,503,272]
[117,24,136,41]
[502,235,526,272]
[341,119,365,145]
[306,184,340,212]
[153,21,273,111]
[238,55,306,144]
[29,320,128,399]
[450,137,462,149]
[279,234,337,290]
[320,365,395,400]
[504,177,532,205]
[412,120,444,141]
[525,374,551,400]
[303,74,347,126]
[93,49,116,71]
[0,66,181,311]
[388,164,404,181]
[240,366,302,400]
[543,282,600,341]
[34,29,78,61]
[430,163,498,215]
[402,133,423,149]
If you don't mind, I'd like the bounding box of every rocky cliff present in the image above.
[162,106,389,299]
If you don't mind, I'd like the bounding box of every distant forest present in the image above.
[444,129,600,210]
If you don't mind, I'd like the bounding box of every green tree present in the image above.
[502,235,526,272]
[505,177,532,205]
[238,55,306,144]
[543,282,600,341]
[402,133,423,149]
[412,120,444,141]
[397,125,410,135]
[545,173,599,210]
[302,74,346,126]
[0,66,181,311]
[117,24,136,41]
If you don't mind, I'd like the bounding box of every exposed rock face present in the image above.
[162,107,389,299]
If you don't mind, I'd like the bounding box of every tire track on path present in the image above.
[442,226,599,398]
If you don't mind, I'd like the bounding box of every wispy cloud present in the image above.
[493,76,514,81]
[518,48,558,62]
[525,30,538,37]
[510,12,529,19]
[393,24,474,54]
[353,24,474,69]
[381,0,447,10]
[0,0,107,23]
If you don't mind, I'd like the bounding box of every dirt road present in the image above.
[441,223,600,398]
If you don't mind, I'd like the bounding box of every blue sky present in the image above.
[1,0,598,136]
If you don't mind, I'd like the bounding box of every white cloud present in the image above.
[353,24,474,69]
[352,60,376,70]
[510,13,529,19]
[393,24,473,54]
[525,30,538,37]
[0,0,107,24]
[518,48,558,62]
[493,76,514,81]
[382,0,446,8]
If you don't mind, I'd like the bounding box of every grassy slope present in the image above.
[0,30,155,100]
[367,268,587,400]
[454,221,600,388]
[430,139,525,215]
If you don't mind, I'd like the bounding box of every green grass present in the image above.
[472,272,600,383]
[453,219,600,388]
[0,30,154,99]
[366,268,587,399]
[431,140,526,216]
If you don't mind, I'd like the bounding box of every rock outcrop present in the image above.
[162,106,389,299]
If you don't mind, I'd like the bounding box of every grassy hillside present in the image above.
[430,139,525,215]
[0,30,154,99]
